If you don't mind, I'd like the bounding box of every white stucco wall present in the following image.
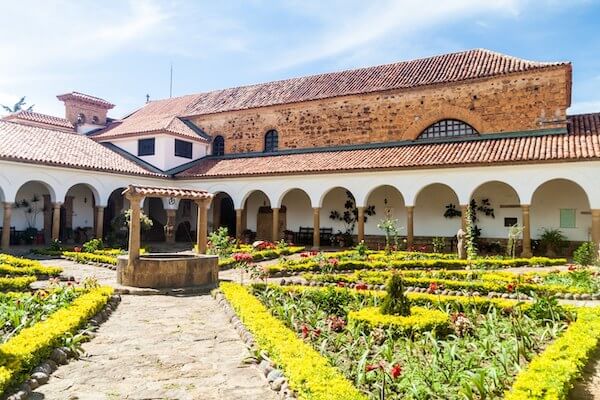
[67,184,95,229]
[364,185,406,236]
[13,181,50,230]
[281,189,312,232]
[107,134,207,172]
[413,184,461,237]
[471,181,521,239]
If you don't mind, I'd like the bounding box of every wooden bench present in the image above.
[296,227,334,246]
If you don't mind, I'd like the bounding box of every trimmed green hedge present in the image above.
[505,306,600,400]
[0,276,36,292]
[348,306,449,334]
[220,282,365,400]
[0,254,62,277]
[0,286,113,394]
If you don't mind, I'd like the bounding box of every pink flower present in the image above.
[365,364,378,372]
[328,258,339,266]
[301,324,309,339]
[232,252,253,263]
[337,282,346,288]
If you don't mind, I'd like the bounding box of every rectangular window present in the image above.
[560,208,576,228]
[138,138,155,156]
[175,139,193,159]
[504,217,518,227]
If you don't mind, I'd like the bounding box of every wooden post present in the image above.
[127,194,142,265]
[592,210,600,247]
[1,202,11,250]
[95,206,104,240]
[51,202,61,241]
[406,206,414,249]
[272,207,280,242]
[196,199,209,254]
[521,204,532,258]
[460,204,468,232]
[313,207,320,249]
[357,206,365,243]
[235,209,243,241]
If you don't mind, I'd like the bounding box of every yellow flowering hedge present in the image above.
[0,276,36,292]
[0,286,113,394]
[505,306,600,400]
[348,306,449,334]
[219,246,305,269]
[0,254,62,276]
[219,282,366,400]
[62,251,118,265]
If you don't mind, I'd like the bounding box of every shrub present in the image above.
[539,228,568,256]
[82,238,104,253]
[573,242,597,266]
[380,273,410,316]
[349,306,449,334]
[0,276,36,291]
[207,227,235,257]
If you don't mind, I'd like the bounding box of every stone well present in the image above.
[117,253,219,289]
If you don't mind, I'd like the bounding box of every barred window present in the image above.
[212,135,225,156]
[264,130,278,152]
[418,119,478,140]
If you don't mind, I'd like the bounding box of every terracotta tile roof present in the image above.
[93,49,567,141]
[181,49,566,117]
[0,120,164,176]
[123,184,213,200]
[2,110,74,131]
[56,91,114,109]
[89,96,210,143]
[176,114,600,178]
[568,112,600,134]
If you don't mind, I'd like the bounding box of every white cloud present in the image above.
[270,0,526,70]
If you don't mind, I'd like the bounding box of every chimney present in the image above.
[57,92,115,133]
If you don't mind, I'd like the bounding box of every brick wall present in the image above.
[189,66,570,154]
[63,100,109,126]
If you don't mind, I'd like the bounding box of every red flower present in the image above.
[390,363,402,379]
[310,251,319,256]
[506,283,516,293]
[314,328,321,337]
[427,282,438,293]
[301,324,309,339]
[328,258,339,266]
[74,246,81,253]
[355,282,368,291]
[337,282,346,288]
[300,252,310,258]
[232,252,253,263]
[365,364,378,372]
[568,264,577,272]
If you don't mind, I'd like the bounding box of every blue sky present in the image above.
[1,0,599,118]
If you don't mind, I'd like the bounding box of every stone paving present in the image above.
[28,259,277,400]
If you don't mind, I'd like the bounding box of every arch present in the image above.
[264,129,278,152]
[530,178,591,242]
[240,189,272,209]
[319,186,357,208]
[64,183,101,205]
[414,183,461,237]
[364,185,406,237]
[470,181,521,240]
[13,181,55,234]
[212,135,225,156]
[403,104,487,140]
[276,187,314,208]
[14,180,57,203]
[320,186,358,237]
[212,191,236,236]
[280,188,312,236]
[103,187,128,239]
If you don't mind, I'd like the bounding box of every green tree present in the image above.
[1,96,34,113]
[380,273,411,316]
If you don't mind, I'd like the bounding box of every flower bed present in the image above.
[218,246,305,269]
[269,251,566,275]
[0,285,113,394]
[219,282,366,400]
[233,282,596,399]
[0,254,62,277]
[0,276,36,292]
[303,268,600,297]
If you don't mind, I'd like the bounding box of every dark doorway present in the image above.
[219,196,236,237]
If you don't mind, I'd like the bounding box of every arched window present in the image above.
[77,113,86,125]
[264,129,278,152]
[418,119,478,140]
[212,135,225,156]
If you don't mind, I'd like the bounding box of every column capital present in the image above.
[95,205,106,209]
[406,205,415,210]
[52,202,63,208]
[2,201,12,209]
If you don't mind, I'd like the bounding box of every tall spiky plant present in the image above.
[380,273,411,316]
[465,204,478,260]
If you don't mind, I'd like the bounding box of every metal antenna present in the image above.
[169,62,173,98]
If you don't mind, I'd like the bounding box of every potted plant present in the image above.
[539,228,567,257]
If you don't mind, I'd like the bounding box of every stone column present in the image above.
[357,206,365,243]
[235,209,243,241]
[51,202,62,241]
[592,209,600,249]
[313,207,320,249]
[127,194,142,265]
[196,199,209,254]
[64,196,74,233]
[521,204,532,258]
[406,206,414,249]
[460,204,469,231]
[272,207,280,242]
[1,202,12,250]
[95,206,105,239]
[165,209,176,244]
